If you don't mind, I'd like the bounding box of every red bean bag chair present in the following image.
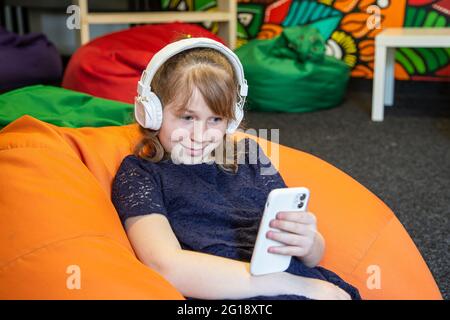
[0,115,442,299]
[62,23,224,104]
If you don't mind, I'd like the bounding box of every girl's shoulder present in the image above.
[119,154,161,170]
[115,154,163,182]
[237,137,278,176]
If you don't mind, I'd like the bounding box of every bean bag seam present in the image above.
[0,140,79,160]
[0,145,91,176]
[0,233,135,274]
[348,216,396,275]
[0,143,55,152]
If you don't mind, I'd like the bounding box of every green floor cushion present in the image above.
[0,85,134,129]
[235,26,350,113]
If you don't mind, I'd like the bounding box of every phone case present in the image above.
[250,187,310,276]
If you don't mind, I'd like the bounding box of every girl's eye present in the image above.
[180,115,222,123]
[211,117,223,123]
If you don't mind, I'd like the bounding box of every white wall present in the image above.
[3,1,133,55]
[29,10,130,55]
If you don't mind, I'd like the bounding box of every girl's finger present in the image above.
[270,219,314,237]
[267,245,308,256]
[276,211,316,225]
[267,230,311,248]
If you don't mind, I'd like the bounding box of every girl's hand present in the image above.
[266,211,318,260]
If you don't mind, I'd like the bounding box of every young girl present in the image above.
[111,38,361,300]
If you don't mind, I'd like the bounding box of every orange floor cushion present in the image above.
[0,115,442,299]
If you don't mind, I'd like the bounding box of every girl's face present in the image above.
[158,87,228,165]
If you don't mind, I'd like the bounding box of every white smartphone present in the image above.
[250,187,310,276]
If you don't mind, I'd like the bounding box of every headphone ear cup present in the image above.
[226,103,244,134]
[134,92,163,130]
[134,96,148,128]
[147,92,163,130]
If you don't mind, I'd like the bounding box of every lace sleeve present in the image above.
[240,137,287,191]
[111,155,167,225]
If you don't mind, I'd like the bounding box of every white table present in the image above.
[372,28,450,121]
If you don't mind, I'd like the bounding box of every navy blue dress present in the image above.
[111,138,361,300]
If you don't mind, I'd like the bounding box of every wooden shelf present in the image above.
[74,0,237,49]
[86,11,234,24]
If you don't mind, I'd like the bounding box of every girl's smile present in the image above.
[158,87,228,165]
[183,145,205,156]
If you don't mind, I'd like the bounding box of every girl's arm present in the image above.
[125,213,297,299]
[124,214,349,300]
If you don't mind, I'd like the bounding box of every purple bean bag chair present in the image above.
[0,27,62,92]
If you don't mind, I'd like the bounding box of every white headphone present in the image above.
[135,37,248,135]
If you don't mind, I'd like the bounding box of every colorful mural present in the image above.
[161,0,450,81]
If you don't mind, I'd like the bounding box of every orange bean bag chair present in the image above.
[0,115,442,299]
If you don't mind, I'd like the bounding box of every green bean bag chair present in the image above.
[235,25,350,113]
[0,85,134,129]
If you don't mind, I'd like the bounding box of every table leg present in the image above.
[384,47,396,107]
[372,44,387,121]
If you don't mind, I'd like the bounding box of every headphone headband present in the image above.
[135,37,247,134]
[137,37,248,98]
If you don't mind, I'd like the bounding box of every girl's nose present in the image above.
[190,121,206,144]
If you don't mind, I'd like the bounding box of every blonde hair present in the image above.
[133,41,246,173]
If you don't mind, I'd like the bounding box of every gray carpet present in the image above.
[243,80,449,299]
